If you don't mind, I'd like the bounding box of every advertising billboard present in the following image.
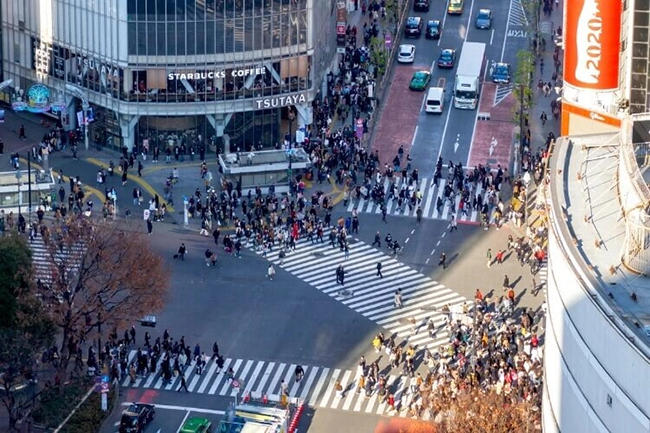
[564,0,622,90]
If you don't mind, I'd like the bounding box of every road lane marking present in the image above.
[501,0,514,62]
[436,89,454,161]
[490,29,495,45]
[176,411,191,433]
[122,402,226,416]
[411,125,419,149]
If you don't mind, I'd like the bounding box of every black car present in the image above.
[120,403,155,433]
[426,20,442,39]
[404,17,422,38]
[414,0,430,12]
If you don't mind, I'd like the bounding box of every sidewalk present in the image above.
[525,2,563,230]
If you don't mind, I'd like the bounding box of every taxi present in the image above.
[409,71,431,91]
[447,0,464,14]
[179,416,212,433]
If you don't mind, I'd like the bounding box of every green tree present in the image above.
[0,235,55,431]
[512,50,535,128]
[369,36,388,77]
[0,234,33,327]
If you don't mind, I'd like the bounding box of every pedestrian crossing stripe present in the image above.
[122,351,425,417]
[253,229,469,349]
[29,234,84,284]
[346,177,493,223]
[508,0,529,27]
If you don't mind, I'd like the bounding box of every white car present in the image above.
[397,44,416,63]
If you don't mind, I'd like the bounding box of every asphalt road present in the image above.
[19,1,544,431]
[393,0,530,175]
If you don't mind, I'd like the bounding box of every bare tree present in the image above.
[395,385,541,433]
[35,217,170,379]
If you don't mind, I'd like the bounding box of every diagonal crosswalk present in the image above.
[29,235,84,284]
[254,230,469,349]
[122,351,423,417]
[508,0,529,27]
[345,177,489,223]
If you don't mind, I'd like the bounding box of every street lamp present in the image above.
[287,108,295,193]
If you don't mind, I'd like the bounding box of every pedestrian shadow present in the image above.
[504,251,514,262]
[515,288,528,305]
[445,253,460,267]
[511,275,522,288]
[485,289,495,300]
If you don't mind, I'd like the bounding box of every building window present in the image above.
[13,44,20,64]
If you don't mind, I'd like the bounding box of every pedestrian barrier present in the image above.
[288,402,305,433]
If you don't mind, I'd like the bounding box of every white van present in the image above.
[425,87,445,113]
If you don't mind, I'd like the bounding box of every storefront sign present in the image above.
[31,37,124,94]
[564,0,621,90]
[168,67,266,81]
[13,84,51,113]
[255,93,307,109]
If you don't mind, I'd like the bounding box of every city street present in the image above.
[0,0,556,431]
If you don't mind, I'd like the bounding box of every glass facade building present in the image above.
[1,0,339,151]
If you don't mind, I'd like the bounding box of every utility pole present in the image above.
[27,151,32,221]
[519,83,525,157]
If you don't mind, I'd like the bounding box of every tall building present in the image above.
[544,0,650,431]
[1,0,340,151]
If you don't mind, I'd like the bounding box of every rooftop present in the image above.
[219,148,310,169]
[0,168,54,187]
[550,133,650,349]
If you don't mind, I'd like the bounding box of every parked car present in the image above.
[414,0,430,12]
[404,17,423,38]
[475,9,493,29]
[179,416,213,433]
[397,44,416,63]
[437,49,456,68]
[426,20,442,39]
[409,71,431,91]
[447,0,464,14]
[491,62,511,84]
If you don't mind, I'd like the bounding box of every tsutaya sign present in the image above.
[168,67,267,80]
[255,93,307,109]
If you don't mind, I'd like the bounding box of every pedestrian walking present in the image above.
[503,274,510,291]
[438,252,447,269]
[409,317,417,334]
[376,262,383,278]
[394,289,403,308]
[177,243,187,261]
[146,218,153,235]
[496,249,505,264]
[295,365,304,382]
[487,248,493,267]
[449,215,458,232]
[344,243,350,260]
[372,231,381,248]
[267,264,276,280]
[381,206,387,223]
[336,265,345,285]
[416,207,422,224]
[18,124,26,140]
[280,380,288,396]
[335,380,344,398]
[138,160,143,177]
[177,374,189,392]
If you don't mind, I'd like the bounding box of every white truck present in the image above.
[453,41,486,110]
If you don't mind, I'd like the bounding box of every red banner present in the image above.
[564,0,622,90]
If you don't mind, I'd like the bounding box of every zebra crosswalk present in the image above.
[345,177,488,223]
[29,235,83,284]
[254,230,469,349]
[122,351,424,417]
